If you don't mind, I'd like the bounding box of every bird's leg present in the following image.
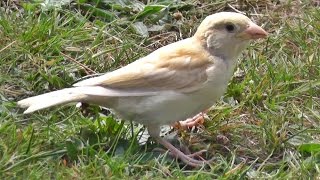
[174,109,209,129]
[148,126,212,167]
[154,136,211,167]
[186,150,208,158]
[152,148,207,158]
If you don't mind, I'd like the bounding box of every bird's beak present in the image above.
[238,22,268,40]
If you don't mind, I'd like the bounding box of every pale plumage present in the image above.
[17,12,268,166]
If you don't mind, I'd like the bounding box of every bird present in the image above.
[17,12,268,167]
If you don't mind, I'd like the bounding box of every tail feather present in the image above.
[17,88,88,114]
[17,85,160,114]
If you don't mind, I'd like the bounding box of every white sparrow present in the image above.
[18,12,268,166]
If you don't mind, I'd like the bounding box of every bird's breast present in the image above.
[205,56,236,89]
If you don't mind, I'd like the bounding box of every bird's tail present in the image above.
[17,87,90,114]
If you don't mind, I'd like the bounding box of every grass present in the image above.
[1,0,320,179]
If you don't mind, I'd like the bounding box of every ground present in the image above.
[0,0,319,179]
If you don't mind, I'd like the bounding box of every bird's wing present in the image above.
[74,40,212,95]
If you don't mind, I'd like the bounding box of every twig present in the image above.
[0,87,24,96]
[0,41,16,53]
[227,3,264,17]
[60,52,96,75]
[227,4,245,14]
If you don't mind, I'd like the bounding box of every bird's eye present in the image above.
[225,23,235,32]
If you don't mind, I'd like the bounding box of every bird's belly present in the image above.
[110,83,227,126]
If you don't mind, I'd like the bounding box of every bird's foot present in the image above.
[153,148,206,158]
[174,110,209,130]
[155,137,212,167]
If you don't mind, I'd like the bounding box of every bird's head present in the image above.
[194,12,268,59]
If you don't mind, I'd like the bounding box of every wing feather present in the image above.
[74,38,212,93]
